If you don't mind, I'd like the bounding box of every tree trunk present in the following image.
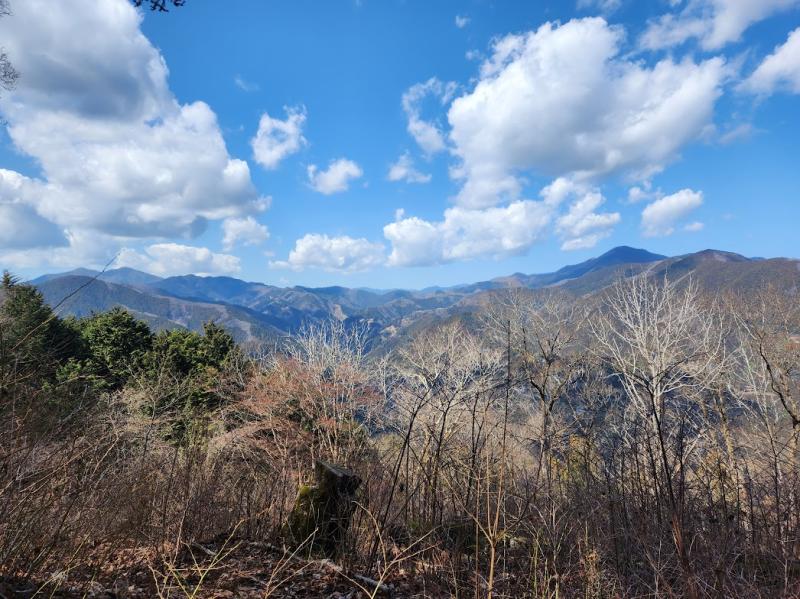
[286,460,361,557]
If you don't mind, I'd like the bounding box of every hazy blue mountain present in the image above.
[151,275,272,304]
[548,246,667,281]
[466,246,668,292]
[35,275,282,343]
[32,267,163,287]
[29,246,799,352]
[31,268,101,284]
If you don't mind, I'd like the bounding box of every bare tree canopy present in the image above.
[133,0,185,11]
[0,0,19,92]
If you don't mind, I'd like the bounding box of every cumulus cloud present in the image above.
[0,230,122,272]
[641,188,704,237]
[307,158,363,195]
[640,0,800,51]
[0,0,265,262]
[251,106,307,169]
[455,15,470,28]
[0,169,67,250]
[0,204,66,251]
[271,234,385,272]
[117,244,241,277]
[402,78,457,155]
[383,176,622,266]
[627,185,657,204]
[555,190,621,250]
[387,152,432,184]
[741,27,800,95]
[384,217,442,267]
[384,200,556,267]
[448,18,726,208]
[221,216,269,251]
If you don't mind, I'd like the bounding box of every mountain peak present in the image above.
[30,267,162,287]
[548,246,667,282]
[690,249,749,263]
[596,246,668,263]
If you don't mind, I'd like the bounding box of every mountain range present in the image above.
[28,246,800,348]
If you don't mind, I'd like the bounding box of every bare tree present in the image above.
[390,322,500,528]
[592,276,726,599]
[133,0,186,12]
[284,319,378,465]
[737,288,800,465]
[1,0,19,94]
[486,289,587,493]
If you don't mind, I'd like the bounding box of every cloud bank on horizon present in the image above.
[0,0,798,284]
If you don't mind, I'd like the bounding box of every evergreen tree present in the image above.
[142,321,236,443]
[78,307,154,389]
[0,272,81,385]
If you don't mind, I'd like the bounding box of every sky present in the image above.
[0,0,798,289]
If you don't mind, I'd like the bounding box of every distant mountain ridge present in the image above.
[32,267,163,287]
[27,247,799,348]
[33,275,284,343]
[466,246,667,292]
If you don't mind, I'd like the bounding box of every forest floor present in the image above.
[0,536,452,598]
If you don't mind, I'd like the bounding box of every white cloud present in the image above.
[271,234,385,272]
[117,243,241,277]
[684,221,705,232]
[455,15,470,28]
[251,106,307,169]
[0,230,120,272]
[402,78,457,155]
[221,216,269,251]
[717,122,757,144]
[383,217,443,267]
[0,203,66,251]
[383,176,623,266]
[448,18,726,208]
[741,27,800,95]
[0,169,67,250]
[577,0,622,13]
[640,0,800,51]
[628,187,647,203]
[539,177,584,206]
[627,185,656,203]
[387,152,432,184]
[641,188,704,237]
[0,0,265,249]
[465,49,483,62]
[307,158,363,195]
[555,190,620,250]
[384,200,555,267]
[234,75,259,92]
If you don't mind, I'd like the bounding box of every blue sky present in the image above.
[0,0,798,288]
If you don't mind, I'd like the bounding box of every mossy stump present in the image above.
[286,460,362,557]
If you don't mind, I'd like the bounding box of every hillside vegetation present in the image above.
[2,268,800,597]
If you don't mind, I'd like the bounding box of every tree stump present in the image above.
[286,460,362,557]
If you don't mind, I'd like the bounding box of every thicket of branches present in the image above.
[1,271,799,597]
[0,0,19,94]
